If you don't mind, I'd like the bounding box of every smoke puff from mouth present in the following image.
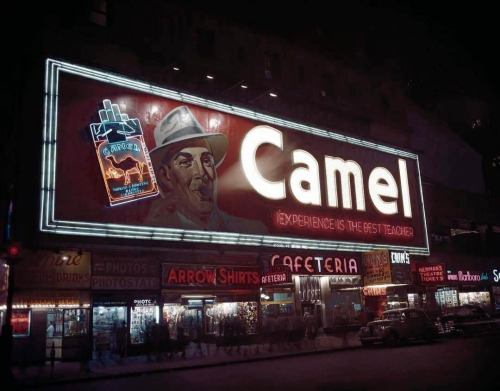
[199,185,210,198]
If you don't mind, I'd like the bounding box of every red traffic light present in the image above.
[7,244,20,258]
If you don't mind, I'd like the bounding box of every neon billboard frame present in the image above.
[41,58,430,255]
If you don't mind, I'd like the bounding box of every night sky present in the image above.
[195,0,499,100]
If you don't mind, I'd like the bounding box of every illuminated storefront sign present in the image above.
[13,290,88,307]
[389,250,412,284]
[14,250,91,289]
[90,99,158,206]
[493,269,500,283]
[418,263,446,284]
[41,58,429,255]
[132,298,157,307]
[261,265,292,285]
[362,286,387,296]
[447,270,487,283]
[162,264,260,288]
[268,253,360,275]
[92,255,160,290]
[362,250,392,286]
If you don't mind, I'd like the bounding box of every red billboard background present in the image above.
[48,63,428,251]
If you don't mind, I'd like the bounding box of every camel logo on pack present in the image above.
[90,99,158,206]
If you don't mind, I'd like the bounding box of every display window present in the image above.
[130,305,159,344]
[12,309,31,337]
[435,288,458,309]
[458,291,491,308]
[407,293,423,309]
[163,299,259,340]
[63,308,89,336]
[93,306,127,353]
[261,290,294,319]
[208,301,258,335]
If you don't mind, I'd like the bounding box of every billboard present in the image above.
[41,59,429,254]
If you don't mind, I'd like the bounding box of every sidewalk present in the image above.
[13,332,362,388]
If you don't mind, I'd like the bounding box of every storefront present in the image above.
[92,293,160,357]
[417,262,493,312]
[442,269,491,309]
[11,250,91,363]
[261,251,362,331]
[91,253,161,357]
[260,265,294,320]
[361,249,413,319]
[161,263,260,342]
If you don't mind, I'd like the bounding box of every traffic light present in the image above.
[7,243,20,258]
[4,241,21,261]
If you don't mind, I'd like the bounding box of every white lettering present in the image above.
[368,167,398,215]
[325,157,365,210]
[241,125,286,200]
[399,159,412,217]
[290,150,321,205]
[242,126,412,218]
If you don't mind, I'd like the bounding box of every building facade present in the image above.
[2,1,499,364]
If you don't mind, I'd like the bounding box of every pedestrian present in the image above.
[46,321,55,337]
[115,320,128,364]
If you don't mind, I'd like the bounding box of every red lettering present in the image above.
[167,268,178,283]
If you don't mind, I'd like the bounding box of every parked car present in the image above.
[359,308,439,347]
[435,304,500,336]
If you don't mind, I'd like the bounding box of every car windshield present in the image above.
[382,312,402,320]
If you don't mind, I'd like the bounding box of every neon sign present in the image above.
[447,270,484,282]
[418,263,446,284]
[269,253,359,275]
[90,99,158,205]
[241,126,412,217]
[261,265,292,285]
[162,264,260,287]
[40,58,429,255]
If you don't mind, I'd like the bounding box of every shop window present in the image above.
[261,290,294,319]
[47,308,64,337]
[299,276,321,301]
[458,291,491,308]
[93,306,127,352]
[164,300,258,338]
[64,309,89,336]
[130,305,159,344]
[12,309,31,337]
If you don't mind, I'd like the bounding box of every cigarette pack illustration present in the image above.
[90,99,158,206]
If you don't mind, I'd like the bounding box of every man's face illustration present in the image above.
[162,138,217,225]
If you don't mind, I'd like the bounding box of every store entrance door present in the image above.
[92,306,127,360]
[46,309,63,359]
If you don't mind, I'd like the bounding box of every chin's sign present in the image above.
[41,59,429,255]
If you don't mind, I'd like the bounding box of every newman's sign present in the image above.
[418,263,446,284]
[41,59,429,255]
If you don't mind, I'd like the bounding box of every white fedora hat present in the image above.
[149,106,228,170]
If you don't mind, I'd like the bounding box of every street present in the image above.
[28,334,499,391]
